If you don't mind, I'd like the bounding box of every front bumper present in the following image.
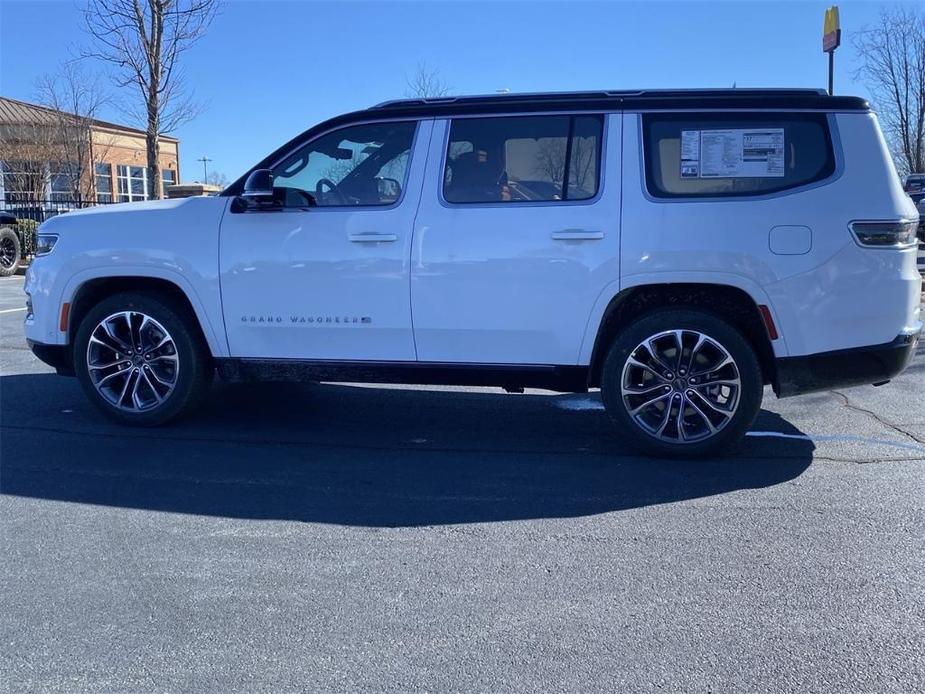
[774,330,921,397]
[27,340,74,376]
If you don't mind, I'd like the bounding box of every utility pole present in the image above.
[822,6,841,95]
[197,156,212,184]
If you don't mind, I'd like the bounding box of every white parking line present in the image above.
[555,396,605,411]
[0,307,26,314]
[745,431,925,454]
[552,396,925,454]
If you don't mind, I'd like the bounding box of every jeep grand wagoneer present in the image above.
[24,89,922,457]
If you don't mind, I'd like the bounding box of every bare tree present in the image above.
[534,136,597,198]
[404,62,451,99]
[0,123,58,205]
[82,0,220,199]
[853,6,925,175]
[206,170,228,188]
[35,62,112,203]
[534,139,566,191]
[568,136,597,193]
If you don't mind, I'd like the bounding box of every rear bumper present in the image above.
[774,330,920,397]
[27,339,74,376]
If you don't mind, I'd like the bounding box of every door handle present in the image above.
[348,232,398,243]
[550,229,605,241]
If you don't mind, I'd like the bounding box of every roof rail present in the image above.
[370,88,831,110]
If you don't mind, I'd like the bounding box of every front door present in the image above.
[220,119,431,360]
[411,113,620,365]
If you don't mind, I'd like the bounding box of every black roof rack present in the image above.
[371,88,833,110]
[360,88,868,119]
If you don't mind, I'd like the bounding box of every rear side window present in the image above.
[643,112,835,198]
[443,114,603,204]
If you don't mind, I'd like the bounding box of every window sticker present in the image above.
[680,128,785,178]
[680,130,701,178]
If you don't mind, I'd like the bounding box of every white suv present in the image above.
[24,89,922,457]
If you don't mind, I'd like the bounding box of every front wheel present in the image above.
[74,292,213,425]
[601,309,763,458]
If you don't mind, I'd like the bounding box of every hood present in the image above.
[59,197,195,217]
[38,195,226,233]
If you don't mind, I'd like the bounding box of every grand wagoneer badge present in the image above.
[241,315,372,325]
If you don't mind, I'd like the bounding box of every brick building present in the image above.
[0,95,180,211]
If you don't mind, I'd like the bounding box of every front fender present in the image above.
[61,266,227,358]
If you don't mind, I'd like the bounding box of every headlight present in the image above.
[35,233,58,256]
[849,220,919,249]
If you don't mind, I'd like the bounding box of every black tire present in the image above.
[600,308,763,458]
[0,226,21,277]
[74,292,213,426]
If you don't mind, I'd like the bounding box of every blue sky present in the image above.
[0,0,918,182]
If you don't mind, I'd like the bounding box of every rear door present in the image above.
[410,112,621,365]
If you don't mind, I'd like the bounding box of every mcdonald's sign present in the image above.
[823,5,841,53]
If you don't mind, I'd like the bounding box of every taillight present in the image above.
[849,219,919,249]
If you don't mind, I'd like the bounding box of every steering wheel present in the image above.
[316,178,349,205]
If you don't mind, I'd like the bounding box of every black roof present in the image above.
[370,88,867,114]
[225,88,868,196]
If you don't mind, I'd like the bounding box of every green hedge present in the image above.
[14,219,38,256]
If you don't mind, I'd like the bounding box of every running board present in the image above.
[215,358,589,393]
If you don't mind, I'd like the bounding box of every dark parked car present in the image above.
[917,197,925,275]
[904,173,925,203]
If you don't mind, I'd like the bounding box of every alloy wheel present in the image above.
[0,237,16,269]
[620,329,741,443]
[86,311,179,412]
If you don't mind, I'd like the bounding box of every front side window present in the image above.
[271,121,417,207]
[162,168,176,189]
[643,112,835,198]
[117,165,147,202]
[443,114,603,204]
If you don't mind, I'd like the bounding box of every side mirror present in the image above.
[242,169,274,197]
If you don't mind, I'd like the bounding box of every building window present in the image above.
[49,162,79,203]
[117,165,147,202]
[0,160,46,205]
[162,168,176,190]
[95,163,113,203]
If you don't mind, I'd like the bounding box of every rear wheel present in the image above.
[0,227,21,277]
[601,309,763,458]
[74,292,213,425]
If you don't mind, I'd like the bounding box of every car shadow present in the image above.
[0,374,814,527]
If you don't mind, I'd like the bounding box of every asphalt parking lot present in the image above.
[1,273,923,693]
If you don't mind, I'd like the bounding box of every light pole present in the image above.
[197,156,213,184]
